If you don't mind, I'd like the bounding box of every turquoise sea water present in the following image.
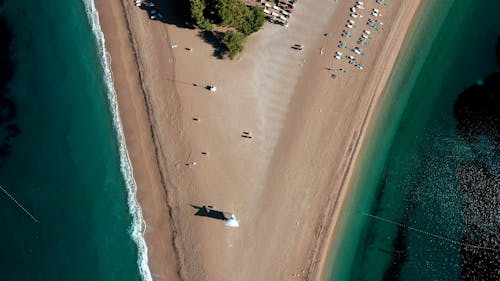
[0,1,145,280]
[328,0,500,280]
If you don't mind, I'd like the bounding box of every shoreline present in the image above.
[94,0,185,279]
[295,2,424,279]
[84,1,153,280]
[317,1,429,279]
[324,1,468,279]
[95,0,424,280]
[325,1,500,279]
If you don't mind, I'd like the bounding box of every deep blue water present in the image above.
[0,1,143,280]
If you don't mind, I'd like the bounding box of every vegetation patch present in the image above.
[189,0,265,59]
[222,30,247,59]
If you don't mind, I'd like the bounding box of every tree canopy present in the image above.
[216,0,265,35]
[188,0,266,59]
[189,0,213,30]
[222,31,246,59]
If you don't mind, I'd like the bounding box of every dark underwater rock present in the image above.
[454,36,500,280]
[0,13,19,167]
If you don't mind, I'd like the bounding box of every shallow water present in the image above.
[0,1,143,280]
[328,0,500,280]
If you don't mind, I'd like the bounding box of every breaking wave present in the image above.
[82,1,152,280]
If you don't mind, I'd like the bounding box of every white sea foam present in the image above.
[82,1,152,280]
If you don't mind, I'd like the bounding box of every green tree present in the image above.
[189,0,266,59]
[189,0,213,30]
[216,0,245,27]
[216,0,264,35]
[248,6,265,34]
[222,31,246,59]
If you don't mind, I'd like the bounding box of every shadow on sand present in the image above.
[190,205,228,221]
[136,0,191,28]
[197,31,228,59]
[136,1,228,59]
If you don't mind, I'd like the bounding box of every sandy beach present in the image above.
[95,0,422,280]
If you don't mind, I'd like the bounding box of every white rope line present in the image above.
[0,185,39,223]
[362,212,498,252]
